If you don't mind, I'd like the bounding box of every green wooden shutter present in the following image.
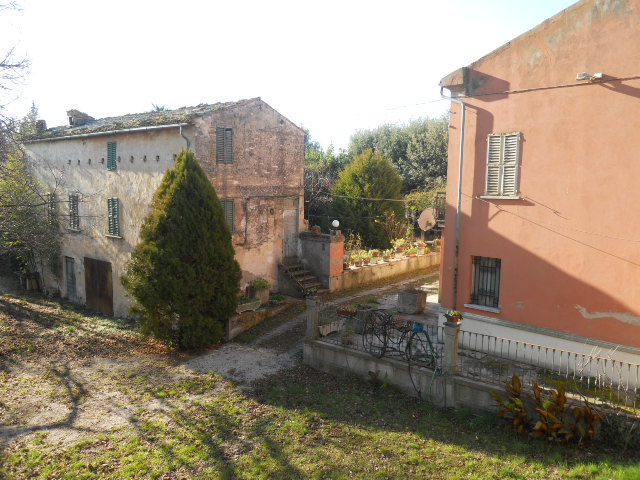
[107,142,117,171]
[107,197,120,236]
[69,194,80,230]
[216,127,234,164]
[224,128,233,164]
[221,199,234,232]
[47,193,57,224]
[216,127,225,163]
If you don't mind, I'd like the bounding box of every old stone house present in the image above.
[439,0,640,360]
[23,98,305,317]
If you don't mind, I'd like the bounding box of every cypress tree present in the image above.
[121,150,240,349]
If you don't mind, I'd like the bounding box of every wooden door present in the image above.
[84,257,114,316]
[65,256,76,300]
[283,203,299,259]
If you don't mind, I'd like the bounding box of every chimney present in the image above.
[66,109,95,127]
[35,120,47,134]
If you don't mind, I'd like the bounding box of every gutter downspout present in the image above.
[179,125,191,150]
[440,86,466,310]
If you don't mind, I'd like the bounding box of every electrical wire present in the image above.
[465,193,640,243]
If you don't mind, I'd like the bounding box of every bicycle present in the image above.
[362,309,438,368]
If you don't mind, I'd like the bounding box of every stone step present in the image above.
[295,275,317,283]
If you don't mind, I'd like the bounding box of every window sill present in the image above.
[479,195,521,200]
[464,303,500,314]
[105,233,122,239]
[66,228,81,233]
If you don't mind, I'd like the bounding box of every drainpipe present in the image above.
[440,86,466,310]
[179,125,191,150]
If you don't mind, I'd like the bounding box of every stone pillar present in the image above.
[443,321,461,375]
[306,296,320,340]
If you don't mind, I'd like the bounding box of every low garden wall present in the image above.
[225,302,294,340]
[329,252,440,293]
[303,339,499,411]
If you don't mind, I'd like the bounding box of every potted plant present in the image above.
[351,251,363,267]
[416,241,427,255]
[249,277,271,306]
[336,303,358,317]
[361,252,372,265]
[370,249,381,264]
[406,246,418,257]
[382,248,393,262]
[435,238,442,252]
[444,309,463,324]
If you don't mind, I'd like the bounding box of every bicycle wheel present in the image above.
[406,330,437,367]
[362,310,387,358]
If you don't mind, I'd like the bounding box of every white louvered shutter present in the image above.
[501,133,520,196]
[485,134,502,196]
[485,132,520,196]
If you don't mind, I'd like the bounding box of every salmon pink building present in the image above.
[439,0,640,362]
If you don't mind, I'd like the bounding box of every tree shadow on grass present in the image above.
[248,364,640,474]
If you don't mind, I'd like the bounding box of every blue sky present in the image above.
[1,0,577,150]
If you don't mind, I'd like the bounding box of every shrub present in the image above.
[121,150,241,349]
[250,277,271,290]
[491,374,601,444]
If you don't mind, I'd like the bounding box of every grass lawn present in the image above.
[1,292,639,479]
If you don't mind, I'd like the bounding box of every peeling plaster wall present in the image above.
[193,99,305,292]
[26,128,189,317]
[25,99,305,316]
[440,0,640,347]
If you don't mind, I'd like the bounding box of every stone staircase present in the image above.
[282,258,329,297]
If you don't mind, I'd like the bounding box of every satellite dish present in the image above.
[418,208,436,231]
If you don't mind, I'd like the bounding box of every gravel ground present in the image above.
[182,272,440,387]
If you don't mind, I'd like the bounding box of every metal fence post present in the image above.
[306,296,320,340]
[443,321,461,375]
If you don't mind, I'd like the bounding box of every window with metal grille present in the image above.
[68,194,80,230]
[470,256,501,309]
[216,127,233,164]
[221,199,234,232]
[484,132,520,197]
[107,141,117,171]
[47,193,57,225]
[107,197,120,237]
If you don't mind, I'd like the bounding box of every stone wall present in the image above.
[330,253,440,292]
[299,232,344,288]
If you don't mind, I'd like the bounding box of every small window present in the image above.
[470,256,501,309]
[216,127,234,164]
[221,199,234,232]
[107,197,120,237]
[69,194,80,230]
[107,141,117,171]
[485,132,520,197]
[47,193,57,225]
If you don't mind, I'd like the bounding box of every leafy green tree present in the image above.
[349,115,449,193]
[331,149,403,248]
[0,148,61,275]
[303,130,350,231]
[121,150,241,349]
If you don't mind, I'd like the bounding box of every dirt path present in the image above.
[183,272,440,385]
